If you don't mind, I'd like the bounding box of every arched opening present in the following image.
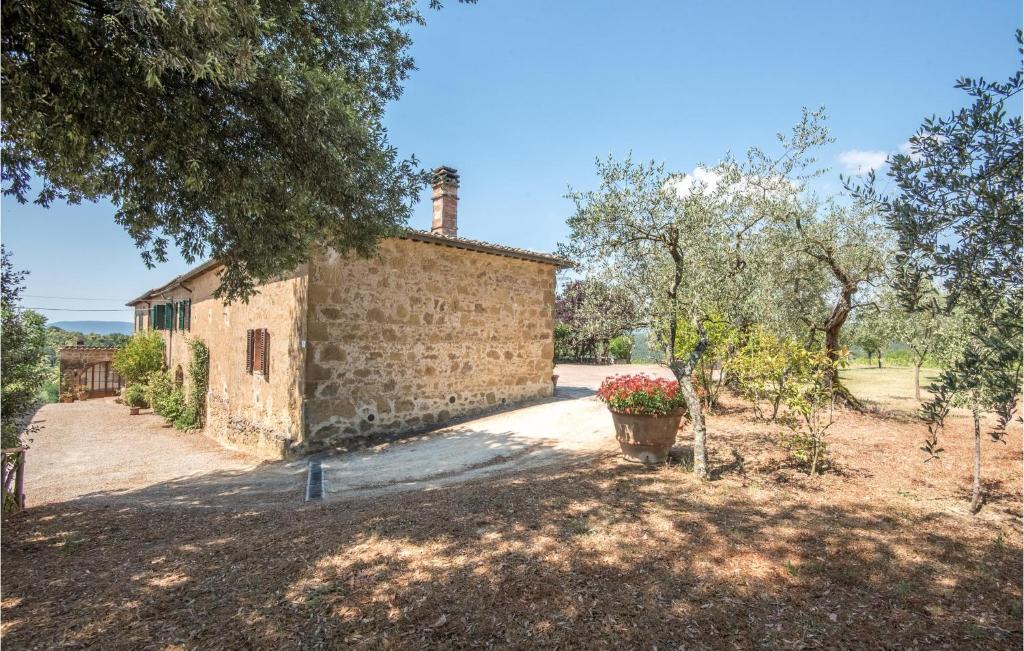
[76,362,123,399]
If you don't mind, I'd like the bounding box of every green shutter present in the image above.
[150,306,157,330]
[165,303,173,330]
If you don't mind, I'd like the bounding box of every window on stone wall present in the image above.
[246,328,269,378]
[177,299,191,331]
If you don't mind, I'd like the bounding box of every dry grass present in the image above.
[840,365,941,415]
[2,372,1021,649]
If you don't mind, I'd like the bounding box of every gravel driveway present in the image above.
[319,363,671,501]
[23,398,303,508]
[21,364,670,508]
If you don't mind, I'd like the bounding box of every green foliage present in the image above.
[122,383,148,409]
[847,32,1022,510]
[554,322,573,360]
[608,335,634,362]
[1,247,49,448]
[144,371,184,424]
[560,110,832,479]
[555,278,639,360]
[672,317,735,409]
[777,348,840,475]
[173,338,209,431]
[1,0,447,300]
[113,331,165,385]
[729,327,804,420]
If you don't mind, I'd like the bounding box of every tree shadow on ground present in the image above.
[2,454,1020,650]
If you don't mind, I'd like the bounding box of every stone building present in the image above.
[58,345,124,399]
[127,167,569,458]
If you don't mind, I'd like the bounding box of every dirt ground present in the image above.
[2,366,1021,649]
[19,398,302,509]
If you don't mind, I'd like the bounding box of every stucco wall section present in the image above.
[141,267,308,459]
[305,239,556,447]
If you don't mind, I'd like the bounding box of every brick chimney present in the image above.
[431,166,459,238]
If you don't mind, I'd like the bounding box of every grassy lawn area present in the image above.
[841,364,940,415]
[2,377,1020,648]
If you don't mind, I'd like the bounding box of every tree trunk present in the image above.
[677,373,708,479]
[866,350,873,366]
[876,350,882,368]
[821,281,856,389]
[970,410,982,514]
[669,318,709,480]
[914,362,922,401]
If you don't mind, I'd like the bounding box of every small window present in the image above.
[246,328,269,378]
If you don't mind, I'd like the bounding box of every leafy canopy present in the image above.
[1,247,50,448]
[112,330,166,385]
[848,30,1023,430]
[1,0,463,300]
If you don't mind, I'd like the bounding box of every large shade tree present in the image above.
[2,0,468,300]
[848,31,1023,513]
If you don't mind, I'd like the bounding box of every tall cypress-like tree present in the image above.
[848,31,1023,513]
[2,1,468,300]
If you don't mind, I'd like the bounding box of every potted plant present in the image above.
[597,374,687,464]
[76,384,90,401]
[123,384,147,415]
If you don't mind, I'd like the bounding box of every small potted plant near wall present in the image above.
[597,374,688,465]
[123,384,147,415]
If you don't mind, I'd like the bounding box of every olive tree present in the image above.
[561,110,829,478]
[848,31,1022,513]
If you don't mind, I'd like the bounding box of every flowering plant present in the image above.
[597,374,687,417]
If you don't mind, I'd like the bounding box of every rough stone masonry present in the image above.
[127,166,569,458]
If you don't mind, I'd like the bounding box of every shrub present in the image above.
[144,370,185,423]
[122,383,147,409]
[777,348,840,475]
[113,331,165,384]
[597,374,687,417]
[173,338,208,431]
[608,335,633,362]
[728,327,801,420]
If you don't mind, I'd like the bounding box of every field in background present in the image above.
[841,365,940,414]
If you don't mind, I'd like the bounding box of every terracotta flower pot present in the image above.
[552,374,559,390]
[129,407,141,416]
[609,410,685,465]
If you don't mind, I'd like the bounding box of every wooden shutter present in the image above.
[150,306,157,330]
[246,329,254,373]
[165,303,174,330]
[185,299,191,331]
[259,329,270,377]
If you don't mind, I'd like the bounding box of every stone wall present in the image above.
[58,346,122,397]
[304,239,557,447]
[137,267,308,459]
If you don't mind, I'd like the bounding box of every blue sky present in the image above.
[2,0,1019,322]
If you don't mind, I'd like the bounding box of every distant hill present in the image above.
[50,321,134,335]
